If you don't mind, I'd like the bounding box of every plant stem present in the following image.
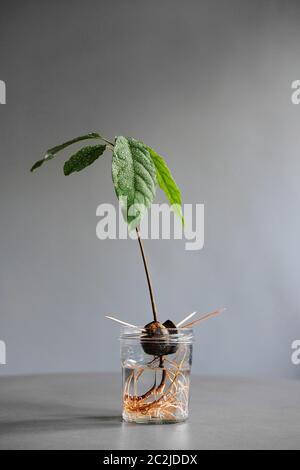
[102,134,158,323]
[135,227,158,323]
[99,134,114,146]
[104,134,158,323]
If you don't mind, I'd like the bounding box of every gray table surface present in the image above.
[0,373,299,450]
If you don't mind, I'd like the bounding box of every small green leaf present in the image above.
[30,133,105,172]
[30,159,45,172]
[64,145,106,175]
[112,137,157,230]
[147,146,184,224]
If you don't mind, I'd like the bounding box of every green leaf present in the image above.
[112,137,157,230]
[147,146,184,224]
[63,145,106,175]
[30,133,105,172]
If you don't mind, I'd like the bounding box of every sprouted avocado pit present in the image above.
[30,130,225,422]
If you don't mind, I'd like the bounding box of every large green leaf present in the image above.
[147,146,184,224]
[63,145,106,175]
[30,133,104,172]
[112,137,157,229]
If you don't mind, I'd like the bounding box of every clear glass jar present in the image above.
[120,326,194,424]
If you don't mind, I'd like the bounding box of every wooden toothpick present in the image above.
[105,315,143,331]
[176,311,197,327]
[180,308,226,329]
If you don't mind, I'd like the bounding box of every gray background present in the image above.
[0,0,300,379]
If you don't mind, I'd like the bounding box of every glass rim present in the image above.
[119,326,194,343]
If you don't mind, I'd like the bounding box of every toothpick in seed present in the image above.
[176,311,197,327]
[105,315,144,331]
[180,308,226,329]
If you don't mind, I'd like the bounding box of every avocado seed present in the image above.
[141,321,170,356]
[162,319,179,355]
[141,320,179,356]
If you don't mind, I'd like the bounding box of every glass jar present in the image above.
[120,326,194,424]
